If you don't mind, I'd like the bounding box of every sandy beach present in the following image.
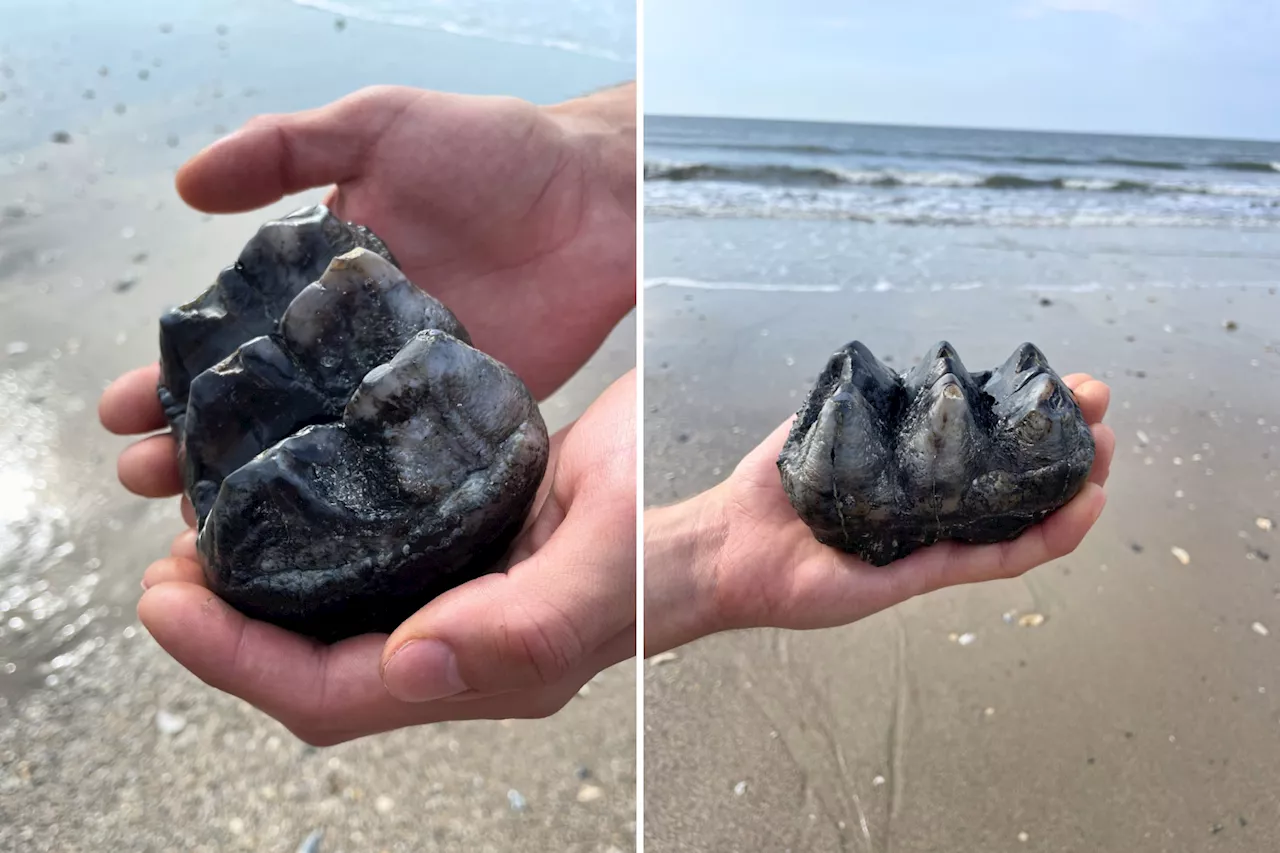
[644,216,1280,852]
[0,1,635,850]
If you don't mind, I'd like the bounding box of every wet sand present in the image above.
[644,217,1280,852]
[0,2,634,850]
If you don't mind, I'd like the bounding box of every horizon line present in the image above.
[643,112,1280,146]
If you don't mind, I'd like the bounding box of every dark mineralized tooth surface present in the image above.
[157,209,548,641]
[778,340,1095,566]
[157,204,397,434]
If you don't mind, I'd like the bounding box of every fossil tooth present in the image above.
[779,340,1095,565]
[158,207,548,641]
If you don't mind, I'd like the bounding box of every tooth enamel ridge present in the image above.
[157,206,549,641]
[778,341,1095,565]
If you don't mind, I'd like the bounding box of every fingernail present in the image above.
[141,578,151,591]
[382,639,467,703]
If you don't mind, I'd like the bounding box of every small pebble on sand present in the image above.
[1258,517,1274,532]
[733,781,747,796]
[649,651,679,666]
[1171,547,1191,565]
[1018,613,1046,628]
[507,789,527,812]
[1018,831,1029,842]
[576,784,603,803]
[1251,622,1269,637]
[154,709,186,735]
[51,130,71,143]
[1224,320,1238,331]
[374,795,394,814]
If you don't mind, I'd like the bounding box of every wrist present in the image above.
[542,82,636,215]
[642,484,732,656]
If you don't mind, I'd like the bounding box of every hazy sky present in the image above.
[645,0,1280,139]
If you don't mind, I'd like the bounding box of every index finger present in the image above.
[99,363,167,435]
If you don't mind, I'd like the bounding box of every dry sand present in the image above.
[644,218,1280,852]
[0,3,635,851]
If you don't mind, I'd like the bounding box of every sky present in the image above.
[644,0,1280,139]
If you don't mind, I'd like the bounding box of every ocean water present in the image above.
[646,116,1280,228]
[288,0,636,62]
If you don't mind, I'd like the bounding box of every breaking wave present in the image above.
[644,160,1280,199]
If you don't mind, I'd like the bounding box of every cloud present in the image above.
[1017,0,1151,20]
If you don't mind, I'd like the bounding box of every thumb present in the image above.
[378,503,636,702]
[175,85,417,213]
[379,458,635,703]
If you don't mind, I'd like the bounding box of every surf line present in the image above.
[644,277,843,293]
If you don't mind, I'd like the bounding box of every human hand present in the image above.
[134,372,636,745]
[644,374,1113,655]
[178,82,636,400]
[100,82,635,507]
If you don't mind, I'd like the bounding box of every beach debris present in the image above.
[649,651,679,666]
[295,829,323,853]
[6,341,29,356]
[779,341,1094,564]
[154,709,186,735]
[733,781,747,796]
[1251,622,1269,637]
[50,131,71,144]
[1257,517,1274,532]
[1224,320,1239,331]
[1017,613,1047,628]
[1170,547,1191,565]
[577,785,604,803]
[507,789,527,812]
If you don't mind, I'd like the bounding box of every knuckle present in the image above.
[502,600,585,686]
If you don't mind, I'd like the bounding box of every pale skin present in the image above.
[100,84,638,744]
[99,81,1112,745]
[644,374,1114,656]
